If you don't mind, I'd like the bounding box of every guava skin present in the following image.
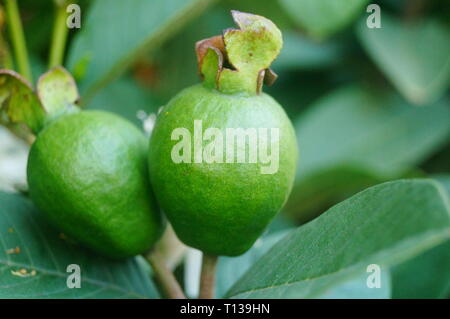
[148,84,297,256]
[27,110,164,259]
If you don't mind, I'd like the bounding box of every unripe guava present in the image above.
[27,110,164,258]
[149,85,297,256]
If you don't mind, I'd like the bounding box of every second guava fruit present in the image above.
[27,110,164,259]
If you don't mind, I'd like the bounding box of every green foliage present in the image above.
[85,77,162,127]
[389,176,450,299]
[0,191,159,298]
[286,86,450,222]
[218,223,392,298]
[226,180,450,298]
[273,31,345,71]
[357,15,450,105]
[216,230,291,298]
[67,0,214,101]
[279,0,369,39]
[392,240,450,299]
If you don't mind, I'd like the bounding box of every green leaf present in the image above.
[0,70,45,134]
[279,0,369,39]
[0,191,159,298]
[226,179,450,298]
[147,6,229,100]
[434,175,450,196]
[287,86,450,223]
[85,76,162,128]
[391,240,450,299]
[388,175,450,299]
[36,67,80,118]
[357,15,450,105]
[219,227,391,299]
[67,0,214,101]
[272,31,344,71]
[286,165,386,224]
[296,86,450,177]
[217,230,290,298]
[318,269,391,299]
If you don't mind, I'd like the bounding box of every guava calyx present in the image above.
[195,10,283,95]
[0,66,80,135]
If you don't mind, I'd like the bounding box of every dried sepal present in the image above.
[195,35,225,74]
[264,68,278,86]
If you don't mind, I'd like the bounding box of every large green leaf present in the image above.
[0,191,159,298]
[357,15,450,105]
[286,86,450,223]
[218,228,390,299]
[390,175,450,299]
[391,240,450,299]
[226,179,450,298]
[67,0,213,101]
[279,0,369,39]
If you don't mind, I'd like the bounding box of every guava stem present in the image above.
[199,254,218,299]
[0,5,14,70]
[146,251,186,299]
[49,1,69,68]
[5,0,32,82]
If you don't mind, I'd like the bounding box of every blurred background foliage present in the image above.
[0,0,449,298]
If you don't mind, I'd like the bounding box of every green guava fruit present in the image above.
[27,110,164,259]
[148,11,297,256]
